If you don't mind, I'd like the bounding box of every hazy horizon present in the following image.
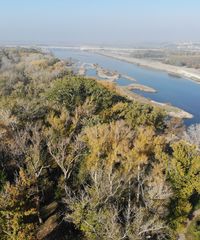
[0,0,200,46]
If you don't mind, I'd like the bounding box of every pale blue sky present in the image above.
[0,0,200,45]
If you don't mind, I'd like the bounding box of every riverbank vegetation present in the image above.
[128,49,200,69]
[0,48,199,240]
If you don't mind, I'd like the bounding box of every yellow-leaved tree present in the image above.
[0,169,37,240]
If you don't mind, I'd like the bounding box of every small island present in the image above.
[125,83,157,93]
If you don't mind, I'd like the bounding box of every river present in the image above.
[51,48,200,126]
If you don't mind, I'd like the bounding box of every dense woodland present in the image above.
[0,48,199,240]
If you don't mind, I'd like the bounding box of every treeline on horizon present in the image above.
[0,48,200,240]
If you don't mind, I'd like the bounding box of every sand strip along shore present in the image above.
[120,74,137,82]
[115,86,193,119]
[84,77,193,119]
[78,63,86,75]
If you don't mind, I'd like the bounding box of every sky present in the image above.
[0,0,200,46]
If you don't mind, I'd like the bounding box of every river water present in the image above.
[51,48,200,126]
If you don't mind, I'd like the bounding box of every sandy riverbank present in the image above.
[81,77,193,119]
[92,50,200,84]
[115,85,193,119]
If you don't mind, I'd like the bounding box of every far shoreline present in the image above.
[88,49,200,85]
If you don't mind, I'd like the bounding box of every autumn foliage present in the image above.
[0,48,199,240]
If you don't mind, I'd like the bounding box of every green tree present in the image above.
[169,141,200,230]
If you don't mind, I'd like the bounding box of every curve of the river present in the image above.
[51,48,200,126]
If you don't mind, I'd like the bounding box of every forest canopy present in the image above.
[0,48,199,240]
